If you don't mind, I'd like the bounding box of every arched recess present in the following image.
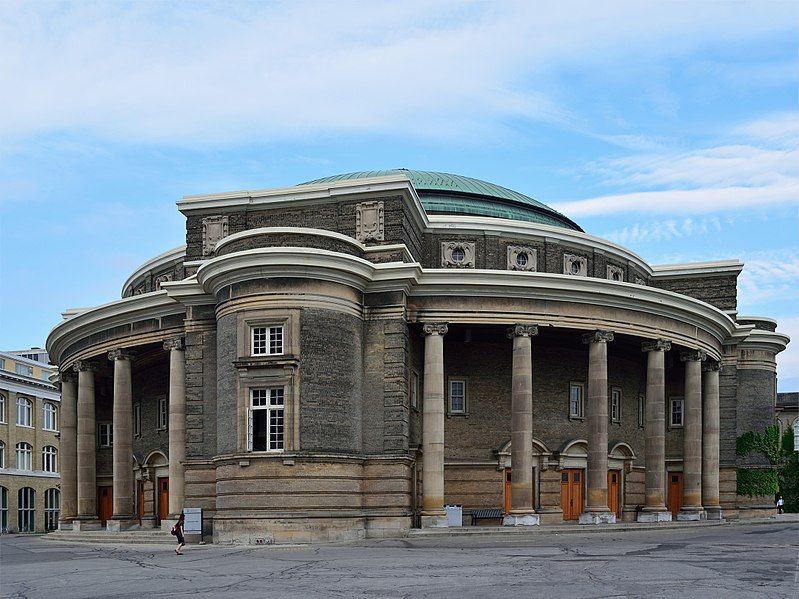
[555,439,588,470]
[495,438,551,471]
[608,442,637,473]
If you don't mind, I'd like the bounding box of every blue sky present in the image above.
[0,1,797,389]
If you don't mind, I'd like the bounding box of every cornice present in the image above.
[214,226,363,254]
[0,372,61,401]
[736,328,790,354]
[121,244,186,297]
[651,260,743,280]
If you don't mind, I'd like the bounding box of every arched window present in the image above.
[0,440,4,468]
[18,487,35,532]
[16,397,32,427]
[42,446,58,473]
[0,486,7,533]
[44,488,60,531]
[0,393,6,423]
[42,403,58,431]
[16,443,32,470]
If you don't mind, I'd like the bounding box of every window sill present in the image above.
[569,416,585,422]
[447,412,469,418]
[234,355,298,369]
[16,424,34,429]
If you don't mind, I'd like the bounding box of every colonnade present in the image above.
[420,323,722,526]
[58,338,186,530]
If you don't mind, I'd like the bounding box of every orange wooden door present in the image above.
[504,468,512,514]
[98,486,113,524]
[667,472,683,517]
[137,480,145,520]
[560,469,584,520]
[607,469,621,518]
[158,477,169,522]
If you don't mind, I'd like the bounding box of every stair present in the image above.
[44,529,176,545]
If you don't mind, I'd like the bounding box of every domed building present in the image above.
[47,170,789,542]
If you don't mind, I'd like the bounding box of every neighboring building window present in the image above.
[42,446,58,473]
[18,487,35,533]
[133,402,141,437]
[0,393,6,423]
[670,398,684,427]
[410,371,420,410]
[638,394,645,428]
[40,371,51,381]
[448,379,467,414]
[16,443,32,470]
[157,397,168,430]
[610,388,622,423]
[0,486,7,533]
[249,388,285,451]
[0,358,5,370]
[251,326,284,356]
[0,441,4,468]
[569,382,584,419]
[16,397,32,427]
[44,488,60,531]
[42,402,58,431]
[15,363,34,377]
[98,423,113,447]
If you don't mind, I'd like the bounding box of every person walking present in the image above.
[776,495,784,515]
[171,512,186,555]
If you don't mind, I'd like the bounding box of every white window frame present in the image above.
[98,422,113,447]
[16,396,32,428]
[18,487,35,533]
[16,442,32,470]
[448,378,467,415]
[637,394,645,429]
[610,387,622,424]
[410,370,420,410]
[248,388,285,452]
[569,382,585,419]
[42,446,58,473]
[0,486,7,534]
[670,397,684,428]
[44,488,60,532]
[42,402,58,431]
[0,393,6,423]
[15,363,33,377]
[0,441,4,468]
[133,402,141,437]
[157,397,168,430]
[251,325,284,356]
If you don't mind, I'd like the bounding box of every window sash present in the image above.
[410,372,419,409]
[133,403,141,437]
[16,398,32,427]
[99,424,113,447]
[449,380,466,413]
[671,399,684,426]
[611,389,621,422]
[42,447,57,473]
[638,394,645,428]
[249,388,285,452]
[16,444,32,470]
[158,398,168,430]
[42,404,57,431]
[0,394,6,423]
[569,384,584,418]
[251,326,284,356]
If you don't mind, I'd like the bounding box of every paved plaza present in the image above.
[1,522,798,599]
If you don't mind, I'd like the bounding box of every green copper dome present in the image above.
[300,169,582,231]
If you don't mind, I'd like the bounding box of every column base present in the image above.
[107,518,140,532]
[703,506,723,520]
[579,511,617,525]
[636,511,672,523]
[677,508,706,521]
[420,513,449,528]
[503,513,540,526]
[72,519,102,531]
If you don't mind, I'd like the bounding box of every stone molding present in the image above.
[634,276,647,286]
[154,273,173,290]
[121,244,186,298]
[355,201,385,243]
[422,323,448,336]
[72,360,99,372]
[702,361,721,372]
[606,265,624,282]
[202,215,229,257]
[642,339,672,353]
[507,324,539,339]
[507,245,537,271]
[564,254,587,277]
[441,241,475,268]
[583,330,614,344]
[651,260,743,280]
[680,349,708,362]
[163,337,186,351]
[107,348,136,361]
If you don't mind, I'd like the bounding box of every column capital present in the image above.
[108,348,136,362]
[422,323,448,337]
[642,338,671,353]
[507,324,539,339]
[72,360,99,373]
[702,361,721,372]
[582,329,614,344]
[60,371,78,383]
[163,337,185,351]
[680,349,707,362]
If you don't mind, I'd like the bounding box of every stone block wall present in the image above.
[653,274,738,312]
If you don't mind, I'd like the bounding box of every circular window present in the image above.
[515,252,528,268]
[570,260,581,275]
[451,247,466,263]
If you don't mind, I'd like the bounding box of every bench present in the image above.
[470,508,504,526]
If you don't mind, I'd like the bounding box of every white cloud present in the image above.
[775,316,799,390]
[737,248,799,308]
[602,216,722,245]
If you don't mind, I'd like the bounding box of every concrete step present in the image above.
[407,520,729,537]
[45,530,176,545]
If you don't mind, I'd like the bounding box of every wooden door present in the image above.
[607,470,621,518]
[560,469,584,520]
[137,480,145,521]
[98,486,113,524]
[667,472,683,517]
[158,477,169,522]
[503,468,512,515]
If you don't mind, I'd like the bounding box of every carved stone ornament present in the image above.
[163,337,186,351]
[441,241,476,268]
[507,246,537,271]
[563,254,587,277]
[607,265,624,282]
[355,201,385,243]
[60,371,78,384]
[422,323,449,336]
[154,273,173,290]
[202,215,229,257]
[72,360,99,372]
[108,348,136,361]
[702,361,721,372]
[583,330,615,344]
[133,284,146,296]
[634,276,647,286]
[642,339,672,353]
[680,349,707,362]
[507,324,539,339]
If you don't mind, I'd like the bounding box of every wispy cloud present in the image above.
[737,248,799,308]
[602,216,723,245]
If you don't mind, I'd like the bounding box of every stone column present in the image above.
[702,361,722,520]
[165,337,187,519]
[108,349,136,530]
[504,324,540,526]
[74,360,100,529]
[580,330,615,524]
[58,372,78,529]
[679,349,706,520]
[421,323,448,527]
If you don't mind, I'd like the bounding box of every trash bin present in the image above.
[444,504,462,527]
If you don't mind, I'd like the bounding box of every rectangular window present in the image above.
[0,358,5,370]
[410,371,419,409]
[670,398,684,427]
[251,326,284,356]
[638,394,645,428]
[158,397,168,430]
[248,388,284,452]
[610,387,622,423]
[569,382,584,419]
[448,379,467,414]
[98,423,113,447]
[15,363,33,377]
[133,402,141,437]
